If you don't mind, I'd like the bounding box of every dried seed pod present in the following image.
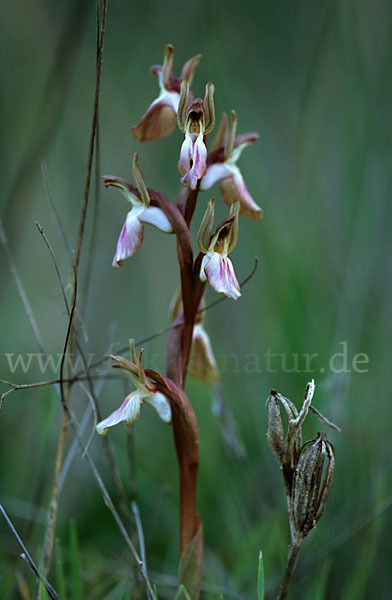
[267,389,285,463]
[266,381,315,493]
[291,432,335,538]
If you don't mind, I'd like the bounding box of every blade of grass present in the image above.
[257,551,264,600]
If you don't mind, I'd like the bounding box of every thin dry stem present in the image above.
[276,537,303,600]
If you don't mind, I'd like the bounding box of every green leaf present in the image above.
[257,551,264,600]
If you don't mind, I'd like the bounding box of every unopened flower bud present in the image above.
[291,432,335,538]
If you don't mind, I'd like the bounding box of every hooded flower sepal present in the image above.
[177,81,215,190]
[201,111,262,220]
[131,45,201,142]
[197,198,241,300]
[103,154,173,267]
[96,341,172,436]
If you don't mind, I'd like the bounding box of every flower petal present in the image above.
[131,92,179,142]
[145,391,172,423]
[138,206,173,233]
[191,132,207,180]
[220,167,262,220]
[96,392,142,435]
[199,254,208,283]
[113,210,144,267]
[200,162,232,190]
[203,252,241,300]
[178,131,193,175]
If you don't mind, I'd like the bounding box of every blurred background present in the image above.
[1,0,391,598]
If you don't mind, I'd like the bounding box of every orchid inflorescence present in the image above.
[97,44,262,436]
[95,43,263,599]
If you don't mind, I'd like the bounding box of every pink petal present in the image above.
[112,210,144,267]
[192,132,207,180]
[203,252,241,300]
[96,392,141,435]
[179,133,207,189]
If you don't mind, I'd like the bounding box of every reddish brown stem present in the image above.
[145,370,202,552]
[150,183,205,597]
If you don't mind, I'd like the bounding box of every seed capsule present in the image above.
[292,432,335,538]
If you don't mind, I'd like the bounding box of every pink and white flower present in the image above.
[103,155,173,267]
[197,198,241,300]
[177,81,215,190]
[96,344,171,436]
[131,45,201,142]
[200,112,262,220]
[178,128,208,190]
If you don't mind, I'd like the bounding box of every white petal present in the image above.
[199,254,208,283]
[145,391,172,423]
[138,206,173,233]
[200,162,233,190]
[96,392,141,435]
[156,89,180,113]
[113,210,144,267]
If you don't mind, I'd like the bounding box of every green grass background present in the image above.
[0,0,391,598]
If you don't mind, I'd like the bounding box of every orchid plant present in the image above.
[97,44,262,599]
